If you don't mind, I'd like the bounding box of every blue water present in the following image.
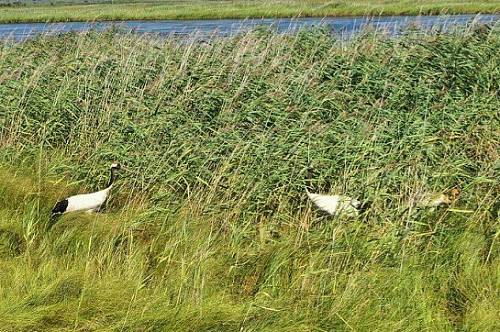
[0,14,498,41]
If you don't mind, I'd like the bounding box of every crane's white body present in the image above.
[65,187,112,213]
[306,191,360,217]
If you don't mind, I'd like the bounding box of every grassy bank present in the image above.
[0,27,499,330]
[0,0,499,23]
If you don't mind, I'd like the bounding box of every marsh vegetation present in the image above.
[0,26,499,330]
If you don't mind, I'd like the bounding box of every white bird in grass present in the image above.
[305,168,369,217]
[51,162,121,219]
[306,190,363,217]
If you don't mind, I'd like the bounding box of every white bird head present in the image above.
[110,162,121,170]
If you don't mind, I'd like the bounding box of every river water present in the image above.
[0,14,498,41]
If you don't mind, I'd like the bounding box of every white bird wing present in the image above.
[307,191,359,217]
[307,192,340,215]
[66,188,110,213]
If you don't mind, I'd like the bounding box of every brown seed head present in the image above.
[448,188,461,201]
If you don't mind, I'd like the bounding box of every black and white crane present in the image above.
[51,162,121,219]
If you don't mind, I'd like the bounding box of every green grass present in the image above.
[0,27,499,330]
[0,0,499,23]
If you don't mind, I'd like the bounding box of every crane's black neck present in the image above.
[107,168,117,188]
[305,167,314,192]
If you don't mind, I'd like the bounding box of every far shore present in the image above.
[0,1,499,24]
